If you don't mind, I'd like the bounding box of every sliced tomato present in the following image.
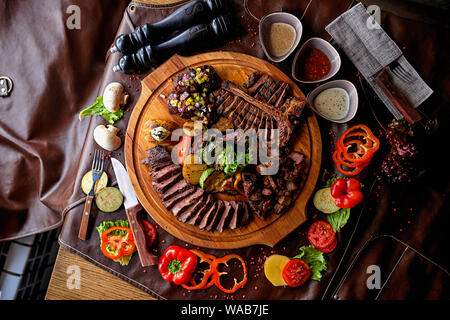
[307,220,335,249]
[317,237,337,253]
[141,220,157,248]
[177,135,192,165]
[282,259,311,287]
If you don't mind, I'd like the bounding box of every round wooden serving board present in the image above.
[125,52,322,249]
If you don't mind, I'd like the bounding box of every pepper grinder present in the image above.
[110,0,226,54]
[113,15,231,74]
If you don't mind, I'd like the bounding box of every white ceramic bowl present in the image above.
[292,37,341,84]
[306,80,358,123]
[259,12,303,63]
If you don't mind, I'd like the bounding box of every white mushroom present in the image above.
[93,125,122,151]
[103,82,129,113]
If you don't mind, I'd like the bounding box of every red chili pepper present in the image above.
[158,245,197,285]
[330,178,364,208]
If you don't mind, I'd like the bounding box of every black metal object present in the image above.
[110,0,226,54]
[0,228,60,300]
[113,15,232,74]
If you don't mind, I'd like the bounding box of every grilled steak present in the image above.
[160,179,192,202]
[178,194,207,223]
[143,146,172,169]
[198,202,218,230]
[216,201,234,232]
[171,188,205,217]
[241,202,250,226]
[150,163,180,183]
[205,200,225,231]
[187,194,214,225]
[228,201,241,230]
[152,172,183,194]
[213,80,295,148]
[163,185,196,210]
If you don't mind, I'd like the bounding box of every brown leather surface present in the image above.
[2,0,449,299]
[0,0,130,241]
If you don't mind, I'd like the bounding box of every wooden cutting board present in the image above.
[125,52,322,249]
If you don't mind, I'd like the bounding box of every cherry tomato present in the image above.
[282,259,311,287]
[141,220,157,248]
[317,237,337,253]
[307,220,335,249]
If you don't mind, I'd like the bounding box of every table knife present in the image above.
[111,157,159,267]
[373,68,422,124]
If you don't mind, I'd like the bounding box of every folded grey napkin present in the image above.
[325,2,433,119]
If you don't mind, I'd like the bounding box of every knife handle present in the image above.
[126,204,159,267]
[374,69,422,124]
[78,195,93,240]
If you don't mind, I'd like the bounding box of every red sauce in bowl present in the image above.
[298,48,331,81]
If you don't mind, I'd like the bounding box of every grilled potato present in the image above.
[182,154,208,185]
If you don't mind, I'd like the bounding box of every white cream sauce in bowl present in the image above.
[306,80,358,123]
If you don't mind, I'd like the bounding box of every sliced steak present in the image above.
[240,202,251,226]
[205,200,225,231]
[187,195,215,226]
[198,202,218,230]
[178,195,207,223]
[161,179,192,202]
[149,160,174,172]
[171,188,205,217]
[144,146,171,169]
[163,185,196,210]
[152,173,183,194]
[216,201,234,232]
[228,201,241,230]
[150,164,180,183]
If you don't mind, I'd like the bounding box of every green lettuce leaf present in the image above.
[292,245,327,281]
[79,96,124,124]
[327,208,351,232]
[96,219,134,266]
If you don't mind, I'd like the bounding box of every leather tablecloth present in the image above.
[2,0,449,299]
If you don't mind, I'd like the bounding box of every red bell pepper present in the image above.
[158,245,197,285]
[330,178,363,208]
[100,226,136,260]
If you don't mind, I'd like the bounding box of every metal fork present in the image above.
[389,60,416,83]
[78,149,105,240]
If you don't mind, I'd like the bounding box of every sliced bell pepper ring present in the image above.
[211,253,248,294]
[101,226,136,260]
[335,147,370,168]
[337,125,380,159]
[340,139,378,163]
[333,150,369,176]
[181,249,216,290]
